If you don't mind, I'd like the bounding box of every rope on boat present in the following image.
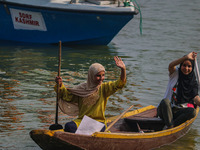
[132,0,142,35]
[123,0,142,35]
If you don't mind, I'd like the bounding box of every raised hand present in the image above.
[114,56,126,70]
[187,52,197,60]
[114,56,126,82]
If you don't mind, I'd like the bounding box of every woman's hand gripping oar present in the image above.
[49,41,63,130]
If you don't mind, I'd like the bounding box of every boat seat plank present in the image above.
[124,117,165,132]
[125,117,164,123]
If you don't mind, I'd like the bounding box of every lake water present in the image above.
[0,0,200,149]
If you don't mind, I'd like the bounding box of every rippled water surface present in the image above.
[1,0,200,149]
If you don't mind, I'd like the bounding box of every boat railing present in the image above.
[69,0,137,7]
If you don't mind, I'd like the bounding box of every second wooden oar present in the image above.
[105,105,134,132]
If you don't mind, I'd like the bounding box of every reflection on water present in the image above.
[157,128,199,150]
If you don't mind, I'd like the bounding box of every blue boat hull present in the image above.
[0,1,136,45]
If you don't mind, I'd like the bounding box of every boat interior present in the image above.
[71,0,117,5]
[108,107,165,133]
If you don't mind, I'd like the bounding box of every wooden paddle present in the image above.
[105,105,134,132]
[195,59,200,85]
[49,41,63,130]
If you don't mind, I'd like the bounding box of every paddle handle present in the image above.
[195,59,200,85]
[55,41,62,124]
[105,105,134,132]
[58,41,62,77]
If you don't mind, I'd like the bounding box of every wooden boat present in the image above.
[0,0,139,45]
[30,105,199,150]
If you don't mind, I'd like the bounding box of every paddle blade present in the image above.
[49,123,63,130]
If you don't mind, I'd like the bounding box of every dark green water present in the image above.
[1,0,200,149]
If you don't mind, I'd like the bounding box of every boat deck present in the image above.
[3,0,136,12]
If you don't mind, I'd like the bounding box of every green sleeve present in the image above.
[102,78,126,97]
[54,83,73,102]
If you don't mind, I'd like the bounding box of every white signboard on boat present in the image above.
[10,8,47,31]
